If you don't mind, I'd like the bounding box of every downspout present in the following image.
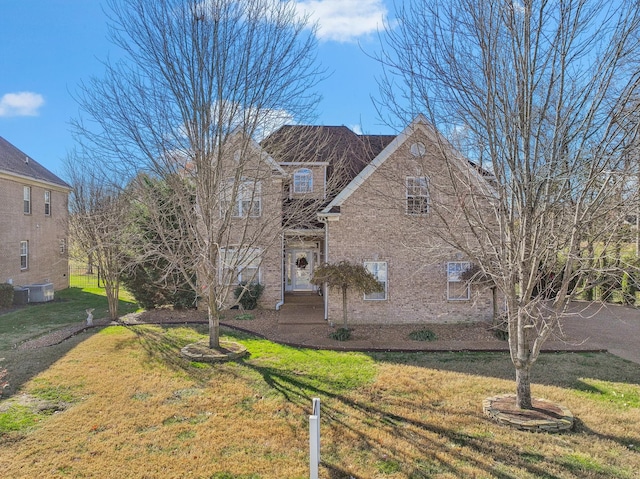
[323,219,329,321]
[275,232,285,310]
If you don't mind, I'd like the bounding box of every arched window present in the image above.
[293,168,313,193]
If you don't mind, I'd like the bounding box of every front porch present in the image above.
[284,232,324,294]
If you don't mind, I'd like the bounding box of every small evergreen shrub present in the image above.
[233,282,264,310]
[121,265,196,310]
[0,283,14,308]
[621,271,638,306]
[493,313,509,340]
[233,313,254,321]
[494,328,509,341]
[408,328,437,341]
[329,327,352,341]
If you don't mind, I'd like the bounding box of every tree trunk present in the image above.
[515,367,532,409]
[342,286,348,328]
[208,292,220,349]
[491,287,498,324]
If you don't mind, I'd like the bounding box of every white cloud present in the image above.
[0,92,45,117]
[295,0,387,42]
[350,123,363,135]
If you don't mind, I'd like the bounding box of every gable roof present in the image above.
[320,115,494,215]
[0,136,70,189]
[261,125,394,186]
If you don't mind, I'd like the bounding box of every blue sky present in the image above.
[0,0,398,177]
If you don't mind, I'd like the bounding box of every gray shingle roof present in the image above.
[261,125,395,185]
[0,136,70,189]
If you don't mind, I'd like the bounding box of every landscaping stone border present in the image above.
[483,393,574,432]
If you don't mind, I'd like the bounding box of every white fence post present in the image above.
[312,397,320,462]
[309,397,321,479]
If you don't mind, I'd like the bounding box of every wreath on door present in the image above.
[296,256,308,269]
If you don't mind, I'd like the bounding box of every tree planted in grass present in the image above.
[311,261,383,328]
[71,0,322,349]
[378,0,640,409]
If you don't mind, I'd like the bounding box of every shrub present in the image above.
[493,313,509,340]
[233,282,264,310]
[621,271,638,306]
[409,328,437,341]
[121,264,196,310]
[329,327,352,341]
[494,328,509,341]
[0,283,14,308]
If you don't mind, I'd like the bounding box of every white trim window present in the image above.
[44,190,51,216]
[364,261,388,300]
[221,179,261,217]
[293,168,313,193]
[20,241,29,270]
[447,261,471,300]
[406,176,429,215]
[220,247,262,284]
[23,186,31,214]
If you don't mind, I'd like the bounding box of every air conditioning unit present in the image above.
[24,283,54,303]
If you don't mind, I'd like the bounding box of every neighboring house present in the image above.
[0,137,71,292]
[224,115,495,324]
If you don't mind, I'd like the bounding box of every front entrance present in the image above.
[287,249,317,291]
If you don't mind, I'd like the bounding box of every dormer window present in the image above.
[293,168,313,194]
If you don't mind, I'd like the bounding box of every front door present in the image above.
[293,250,313,291]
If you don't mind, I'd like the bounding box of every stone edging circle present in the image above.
[180,339,248,363]
[483,394,574,432]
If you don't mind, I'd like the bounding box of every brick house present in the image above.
[224,115,495,324]
[0,137,71,292]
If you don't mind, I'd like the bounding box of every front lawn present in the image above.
[0,324,638,478]
[0,286,138,351]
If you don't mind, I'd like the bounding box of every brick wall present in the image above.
[325,129,494,324]
[208,138,285,310]
[0,176,70,291]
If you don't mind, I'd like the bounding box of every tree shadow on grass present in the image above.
[1,331,97,398]
[83,325,638,478]
[367,350,640,388]
[241,358,567,479]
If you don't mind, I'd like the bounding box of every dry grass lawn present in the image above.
[0,324,639,479]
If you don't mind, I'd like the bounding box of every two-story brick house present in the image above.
[228,115,495,324]
[0,137,71,292]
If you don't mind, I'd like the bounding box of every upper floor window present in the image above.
[23,186,31,214]
[406,176,429,215]
[364,261,388,300]
[447,261,471,300]
[221,179,261,217]
[20,241,29,270]
[293,168,313,194]
[44,190,51,216]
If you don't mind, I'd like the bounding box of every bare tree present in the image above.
[65,152,131,320]
[72,0,323,348]
[378,0,640,408]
